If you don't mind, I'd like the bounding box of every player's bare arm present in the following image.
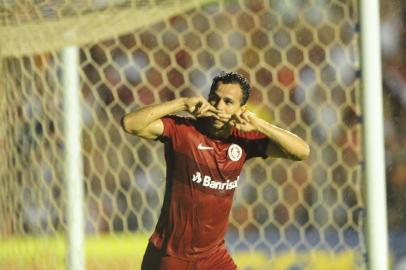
[232,110,310,161]
[121,97,218,140]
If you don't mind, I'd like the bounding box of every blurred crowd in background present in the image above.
[381,0,406,232]
[380,1,406,266]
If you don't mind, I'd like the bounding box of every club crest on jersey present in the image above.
[228,144,242,161]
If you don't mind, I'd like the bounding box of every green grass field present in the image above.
[0,233,364,270]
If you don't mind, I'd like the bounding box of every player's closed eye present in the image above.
[224,99,233,105]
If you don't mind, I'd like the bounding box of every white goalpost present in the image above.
[62,46,85,270]
[359,0,389,269]
[0,0,391,269]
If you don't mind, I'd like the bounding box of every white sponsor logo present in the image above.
[191,171,239,190]
[228,144,242,161]
[198,143,214,150]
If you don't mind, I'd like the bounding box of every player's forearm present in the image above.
[252,117,310,160]
[122,98,187,133]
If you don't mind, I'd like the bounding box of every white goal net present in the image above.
[0,0,365,269]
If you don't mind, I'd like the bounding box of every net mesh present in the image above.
[0,0,365,269]
[0,0,212,57]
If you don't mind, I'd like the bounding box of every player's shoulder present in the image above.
[231,128,267,140]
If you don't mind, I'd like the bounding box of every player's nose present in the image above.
[216,99,226,110]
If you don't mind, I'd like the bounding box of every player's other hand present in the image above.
[185,96,219,118]
[231,110,258,132]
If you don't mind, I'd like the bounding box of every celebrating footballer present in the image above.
[122,72,310,270]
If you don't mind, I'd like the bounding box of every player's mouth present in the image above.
[204,115,230,130]
[212,118,233,130]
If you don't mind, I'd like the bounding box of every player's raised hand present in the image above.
[185,96,219,118]
[216,110,233,123]
[231,110,258,132]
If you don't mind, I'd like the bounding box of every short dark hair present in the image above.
[209,71,250,105]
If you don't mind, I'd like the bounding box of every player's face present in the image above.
[208,82,245,129]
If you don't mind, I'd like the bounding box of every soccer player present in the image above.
[122,72,309,270]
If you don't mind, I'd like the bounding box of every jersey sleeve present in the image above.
[160,116,177,139]
[159,115,189,142]
[246,136,269,159]
[233,129,270,159]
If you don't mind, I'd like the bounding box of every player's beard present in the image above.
[199,117,232,139]
[207,116,232,131]
[212,118,225,129]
